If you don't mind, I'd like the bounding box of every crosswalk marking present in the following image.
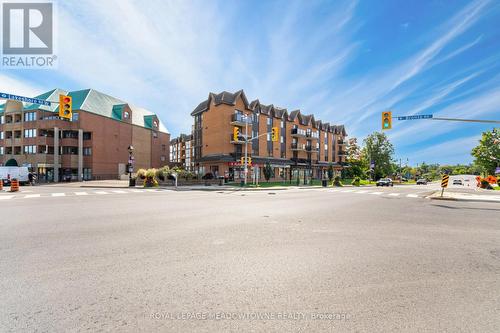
[24,194,41,198]
[407,194,418,198]
[355,190,370,194]
[369,192,383,195]
[111,190,127,194]
[95,191,108,195]
[75,192,88,196]
[0,195,14,200]
[52,193,65,197]
[389,193,400,196]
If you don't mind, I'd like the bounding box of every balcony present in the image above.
[306,132,319,140]
[338,150,347,156]
[291,128,306,137]
[337,140,346,145]
[230,134,249,144]
[291,143,301,150]
[230,114,251,126]
[305,146,319,153]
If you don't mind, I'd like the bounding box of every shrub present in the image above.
[136,168,147,179]
[155,168,165,181]
[333,175,342,187]
[352,177,361,187]
[202,173,214,180]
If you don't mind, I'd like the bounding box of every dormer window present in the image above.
[153,120,158,128]
[123,111,130,119]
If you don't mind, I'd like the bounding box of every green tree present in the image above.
[471,128,500,175]
[362,132,395,180]
[343,137,368,179]
[263,161,273,182]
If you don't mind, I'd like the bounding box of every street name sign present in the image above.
[0,92,51,106]
[397,114,433,121]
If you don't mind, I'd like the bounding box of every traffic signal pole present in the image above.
[239,117,279,186]
[244,118,249,186]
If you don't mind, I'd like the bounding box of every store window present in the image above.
[83,147,92,156]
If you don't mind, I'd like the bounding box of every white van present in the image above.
[0,166,30,185]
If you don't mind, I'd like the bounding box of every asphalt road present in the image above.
[1,185,499,332]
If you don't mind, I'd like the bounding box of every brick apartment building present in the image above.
[169,133,194,171]
[0,88,170,181]
[190,90,347,183]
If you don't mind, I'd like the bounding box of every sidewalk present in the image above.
[428,190,500,203]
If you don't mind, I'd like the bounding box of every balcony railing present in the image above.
[306,146,319,153]
[291,128,306,137]
[230,114,251,126]
[338,150,346,156]
[230,134,249,144]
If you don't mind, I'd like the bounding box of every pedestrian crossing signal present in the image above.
[382,111,392,130]
[271,127,279,142]
[59,95,72,120]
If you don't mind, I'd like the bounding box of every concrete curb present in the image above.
[427,191,500,203]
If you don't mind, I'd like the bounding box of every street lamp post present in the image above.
[128,145,134,187]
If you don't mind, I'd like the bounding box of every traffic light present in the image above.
[233,126,240,141]
[271,127,279,142]
[382,111,392,130]
[240,157,252,165]
[59,95,72,120]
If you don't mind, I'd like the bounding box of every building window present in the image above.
[153,131,158,138]
[62,146,78,155]
[162,144,166,151]
[24,112,36,122]
[24,129,37,138]
[267,117,272,125]
[0,115,4,124]
[23,145,37,154]
[161,155,166,162]
[83,132,92,140]
[83,147,92,156]
[0,146,3,155]
[123,111,130,119]
[0,131,3,140]
[267,133,271,141]
[280,136,284,143]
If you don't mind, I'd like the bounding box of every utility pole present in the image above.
[244,115,249,186]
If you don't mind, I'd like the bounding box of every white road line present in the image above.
[341,189,355,192]
[52,193,66,197]
[407,194,419,198]
[95,191,108,195]
[369,192,383,195]
[75,192,88,196]
[330,189,341,192]
[111,190,127,194]
[0,195,14,200]
[355,190,370,194]
[389,193,400,196]
[24,194,41,198]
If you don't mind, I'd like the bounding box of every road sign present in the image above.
[397,114,433,121]
[0,92,51,106]
[441,174,449,188]
[496,167,500,174]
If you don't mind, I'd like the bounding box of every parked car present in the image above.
[376,178,393,186]
[453,179,463,186]
[416,178,428,185]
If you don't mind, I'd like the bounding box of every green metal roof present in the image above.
[112,104,126,121]
[1,88,169,134]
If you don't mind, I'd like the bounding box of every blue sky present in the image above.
[1,0,499,166]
